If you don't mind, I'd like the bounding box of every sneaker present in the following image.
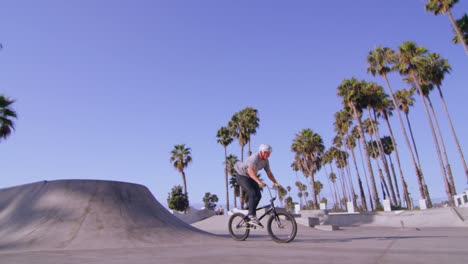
[247,215,264,228]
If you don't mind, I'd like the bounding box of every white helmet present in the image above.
[258,144,273,153]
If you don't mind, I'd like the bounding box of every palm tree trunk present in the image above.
[368,134,391,204]
[426,95,456,196]
[240,145,245,209]
[329,164,341,209]
[370,109,397,206]
[383,113,408,208]
[352,105,380,209]
[224,147,230,211]
[357,138,374,210]
[338,169,348,207]
[387,154,402,206]
[345,164,358,208]
[349,143,368,211]
[437,84,468,182]
[181,171,188,196]
[233,186,237,209]
[310,174,318,209]
[324,166,338,211]
[405,113,422,167]
[413,74,453,206]
[382,74,428,203]
[448,10,468,56]
[333,182,339,209]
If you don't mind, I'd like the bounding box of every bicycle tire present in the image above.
[228,213,250,241]
[267,212,297,243]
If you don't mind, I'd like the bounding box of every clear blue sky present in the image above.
[1,0,467,208]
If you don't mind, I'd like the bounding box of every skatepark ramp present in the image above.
[0,180,212,251]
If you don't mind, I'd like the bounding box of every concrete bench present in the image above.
[308,217,339,231]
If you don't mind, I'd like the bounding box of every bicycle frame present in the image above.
[246,185,279,222]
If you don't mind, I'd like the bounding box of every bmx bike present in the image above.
[228,185,297,243]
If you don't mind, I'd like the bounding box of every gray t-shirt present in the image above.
[234,153,271,177]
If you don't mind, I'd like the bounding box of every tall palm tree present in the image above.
[170,144,192,197]
[367,46,429,205]
[453,14,468,45]
[229,107,260,160]
[381,136,402,206]
[329,172,340,210]
[364,82,397,206]
[337,78,380,209]
[419,83,456,196]
[394,88,422,166]
[397,41,448,206]
[376,97,408,207]
[364,119,391,203]
[291,129,325,209]
[226,154,240,208]
[243,107,260,156]
[425,0,468,55]
[334,109,366,210]
[216,126,233,211]
[0,95,17,142]
[420,52,468,182]
[351,125,374,210]
[228,110,249,162]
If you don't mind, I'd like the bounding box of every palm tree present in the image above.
[278,186,287,208]
[243,107,260,156]
[381,136,402,206]
[217,126,233,211]
[419,83,456,196]
[314,181,324,202]
[397,41,448,206]
[376,96,408,207]
[351,125,374,210]
[0,95,17,142]
[228,107,260,160]
[367,46,428,206]
[170,144,192,197]
[337,78,380,209]
[291,129,325,209]
[453,14,468,45]
[420,52,468,182]
[364,119,391,203]
[334,109,366,210]
[364,82,397,206]
[425,0,468,55]
[394,88,422,166]
[228,110,249,162]
[226,154,239,208]
[329,172,340,210]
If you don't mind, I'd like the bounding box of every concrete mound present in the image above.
[0,180,213,252]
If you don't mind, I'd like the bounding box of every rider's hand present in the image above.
[273,182,282,189]
[258,182,266,188]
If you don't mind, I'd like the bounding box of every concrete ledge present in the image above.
[315,225,339,231]
[323,208,467,227]
[308,217,320,227]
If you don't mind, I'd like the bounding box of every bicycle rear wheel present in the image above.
[267,212,297,243]
[228,213,250,241]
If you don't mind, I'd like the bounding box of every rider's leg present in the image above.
[235,175,262,217]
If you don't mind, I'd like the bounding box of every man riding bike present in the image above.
[234,144,281,228]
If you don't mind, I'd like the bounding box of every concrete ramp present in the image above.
[0,180,212,252]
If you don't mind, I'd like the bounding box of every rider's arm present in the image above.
[266,170,280,187]
[248,166,265,187]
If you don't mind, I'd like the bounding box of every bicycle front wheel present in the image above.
[228,213,250,241]
[267,212,297,243]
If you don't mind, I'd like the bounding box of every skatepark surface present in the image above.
[1,180,467,263]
